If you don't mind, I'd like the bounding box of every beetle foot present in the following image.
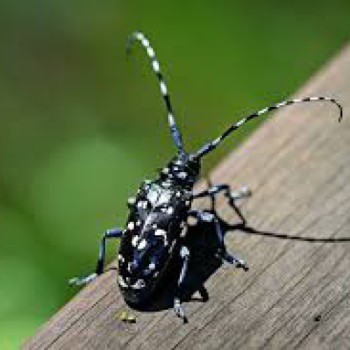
[229,186,251,201]
[174,297,188,323]
[220,252,249,271]
[69,273,97,286]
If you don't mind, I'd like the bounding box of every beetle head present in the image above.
[160,155,200,187]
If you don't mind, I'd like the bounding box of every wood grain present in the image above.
[23,44,350,350]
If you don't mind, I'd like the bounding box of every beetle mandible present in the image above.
[69,31,343,323]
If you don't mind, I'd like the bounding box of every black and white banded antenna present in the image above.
[192,96,343,159]
[127,31,186,156]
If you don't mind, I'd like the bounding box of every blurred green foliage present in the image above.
[0,1,349,348]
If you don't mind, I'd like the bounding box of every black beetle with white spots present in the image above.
[69,31,343,323]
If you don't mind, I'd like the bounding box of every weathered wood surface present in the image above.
[24,45,350,350]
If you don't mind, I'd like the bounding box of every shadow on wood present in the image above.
[129,218,223,314]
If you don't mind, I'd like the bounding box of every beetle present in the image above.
[69,31,343,323]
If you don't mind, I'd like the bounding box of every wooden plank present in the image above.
[23,44,350,350]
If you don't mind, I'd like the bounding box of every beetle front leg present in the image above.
[69,227,123,286]
[188,210,248,271]
[174,246,190,323]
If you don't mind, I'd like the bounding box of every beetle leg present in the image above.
[174,246,190,323]
[188,210,248,271]
[191,183,251,225]
[69,227,123,286]
[192,183,251,201]
[220,251,249,271]
[205,178,215,212]
[197,285,209,302]
[226,187,251,226]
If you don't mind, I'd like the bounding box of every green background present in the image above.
[0,1,349,348]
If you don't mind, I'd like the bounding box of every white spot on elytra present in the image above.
[127,222,135,230]
[131,279,145,290]
[155,228,166,236]
[118,254,125,263]
[167,207,174,215]
[138,239,147,250]
[136,220,141,226]
[132,235,139,247]
[176,191,181,197]
[149,262,156,270]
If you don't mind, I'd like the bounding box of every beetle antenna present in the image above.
[192,96,343,159]
[127,31,186,156]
